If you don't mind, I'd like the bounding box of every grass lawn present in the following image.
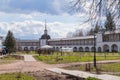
[0,73,36,80]
[15,51,37,54]
[64,62,120,76]
[34,52,120,64]
[0,55,23,64]
[65,62,120,72]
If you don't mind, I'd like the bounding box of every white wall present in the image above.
[40,39,47,47]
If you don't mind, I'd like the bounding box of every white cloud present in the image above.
[0,11,48,21]
[0,8,91,39]
[20,14,33,19]
[74,13,87,18]
[0,20,90,39]
[0,0,95,40]
[19,12,49,19]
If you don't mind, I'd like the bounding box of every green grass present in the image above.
[2,56,16,60]
[34,52,120,64]
[66,63,120,72]
[0,55,23,64]
[115,74,120,76]
[98,63,120,72]
[65,62,120,76]
[15,51,37,54]
[0,73,36,80]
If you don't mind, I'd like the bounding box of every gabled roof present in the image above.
[48,36,94,41]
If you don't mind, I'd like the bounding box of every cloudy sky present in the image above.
[0,0,90,39]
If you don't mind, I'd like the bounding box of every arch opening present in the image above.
[91,47,96,52]
[103,45,109,52]
[98,47,101,52]
[30,47,34,51]
[111,44,118,52]
[85,47,89,52]
[24,47,28,51]
[79,47,83,52]
[73,47,77,52]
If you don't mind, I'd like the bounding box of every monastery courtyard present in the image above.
[0,52,120,80]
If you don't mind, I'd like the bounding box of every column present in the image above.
[101,46,103,52]
[118,44,120,52]
[109,45,112,52]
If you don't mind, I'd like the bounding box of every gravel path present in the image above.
[24,54,36,61]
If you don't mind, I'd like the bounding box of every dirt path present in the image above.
[24,55,36,61]
[0,61,53,74]
[0,55,53,74]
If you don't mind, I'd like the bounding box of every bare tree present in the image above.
[66,32,73,38]
[73,29,84,37]
[66,29,84,38]
[69,0,120,27]
[87,23,101,36]
[87,28,94,36]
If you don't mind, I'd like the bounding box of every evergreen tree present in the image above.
[4,30,16,53]
[104,12,116,31]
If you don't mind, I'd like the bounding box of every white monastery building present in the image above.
[1,22,120,52]
[48,30,120,52]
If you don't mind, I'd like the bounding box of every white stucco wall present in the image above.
[40,39,47,47]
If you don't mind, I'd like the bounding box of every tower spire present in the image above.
[45,19,47,30]
[40,19,51,40]
[44,19,47,34]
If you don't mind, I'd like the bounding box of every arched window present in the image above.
[91,47,96,52]
[24,47,28,51]
[85,47,89,52]
[30,47,34,51]
[111,44,118,52]
[98,47,101,52]
[103,45,109,52]
[79,47,83,52]
[73,47,77,52]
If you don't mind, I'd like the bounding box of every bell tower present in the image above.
[40,20,51,47]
